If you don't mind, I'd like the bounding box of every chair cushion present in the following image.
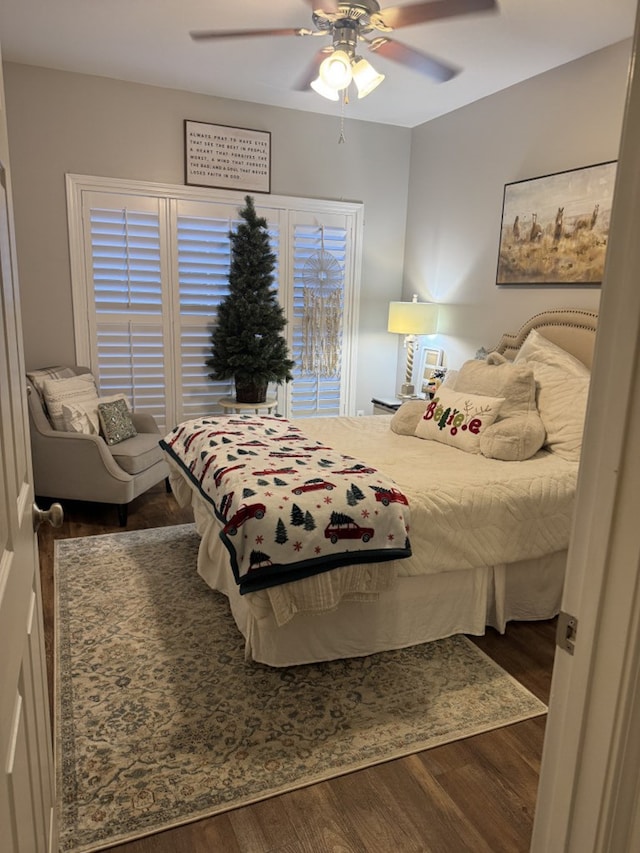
[110,433,164,475]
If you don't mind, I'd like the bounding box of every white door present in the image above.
[0,54,57,853]
[531,4,640,850]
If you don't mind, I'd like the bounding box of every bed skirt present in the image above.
[195,527,566,667]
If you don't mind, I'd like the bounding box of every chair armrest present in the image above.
[131,412,162,435]
[30,429,131,483]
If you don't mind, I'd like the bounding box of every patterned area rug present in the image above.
[55,523,547,853]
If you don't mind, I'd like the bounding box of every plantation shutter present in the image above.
[174,203,235,422]
[173,199,282,422]
[285,217,354,418]
[82,193,170,430]
[69,176,362,428]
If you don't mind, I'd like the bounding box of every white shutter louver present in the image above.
[91,208,163,314]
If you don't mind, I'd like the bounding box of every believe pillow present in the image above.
[414,386,504,454]
[453,352,546,461]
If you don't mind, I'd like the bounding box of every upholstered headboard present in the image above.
[493,308,598,368]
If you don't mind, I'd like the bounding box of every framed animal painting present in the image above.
[495,161,617,287]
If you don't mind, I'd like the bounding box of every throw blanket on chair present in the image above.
[160,415,411,593]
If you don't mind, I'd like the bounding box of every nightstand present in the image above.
[219,397,278,415]
[371,396,403,415]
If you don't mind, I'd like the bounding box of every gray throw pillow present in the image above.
[98,398,137,445]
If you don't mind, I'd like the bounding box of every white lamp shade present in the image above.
[388,300,438,335]
[310,76,340,100]
[319,50,353,90]
[352,58,385,98]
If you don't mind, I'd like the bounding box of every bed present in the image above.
[162,308,597,666]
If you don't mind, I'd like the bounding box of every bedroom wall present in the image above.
[2,62,411,413]
[404,40,633,371]
[3,41,633,410]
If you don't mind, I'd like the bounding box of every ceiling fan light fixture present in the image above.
[310,75,341,101]
[351,57,385,98]
[319,50,353,90]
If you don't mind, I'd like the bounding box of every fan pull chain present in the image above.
[338,90,346,144]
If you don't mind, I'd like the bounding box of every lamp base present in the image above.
[400,382,415,397]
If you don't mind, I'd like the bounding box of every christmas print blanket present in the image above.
[160,415,411,593]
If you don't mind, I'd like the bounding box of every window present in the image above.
[288,220,351,418]
[172,199,281,423]
[84,197,168,423]
[67,176,363,431]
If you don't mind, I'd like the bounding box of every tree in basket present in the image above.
[206,195,294,404]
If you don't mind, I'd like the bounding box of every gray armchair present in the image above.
[27,366,170,525]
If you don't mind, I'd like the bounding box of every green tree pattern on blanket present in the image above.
[291,503,305,526]
[275,518,288,544]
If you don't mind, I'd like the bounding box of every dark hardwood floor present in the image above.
[38,484,557,853]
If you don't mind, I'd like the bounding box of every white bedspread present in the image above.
[170,414,579,625]
[303,416,579,576]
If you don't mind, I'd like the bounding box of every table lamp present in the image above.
[387,295,438,397]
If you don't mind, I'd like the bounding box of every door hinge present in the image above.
[556,610,578,655]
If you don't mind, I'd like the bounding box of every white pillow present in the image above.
[515,329,590,461]
[42,374,98,431]
[414,385,504,454]
[27,366,75,403]
[515,328,590,377]
[61,394,130,435]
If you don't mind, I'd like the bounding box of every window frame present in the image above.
[66,174,363,426]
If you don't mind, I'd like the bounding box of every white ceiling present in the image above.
[0,0,637,128]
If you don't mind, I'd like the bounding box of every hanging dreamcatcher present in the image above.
[300,229,344,377]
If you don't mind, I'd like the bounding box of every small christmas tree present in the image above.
[206,195,294,403]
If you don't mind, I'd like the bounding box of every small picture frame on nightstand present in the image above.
[418,346,444,395]
[423,367,448,399]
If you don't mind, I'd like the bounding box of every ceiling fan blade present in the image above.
[190,28,307,41]
[373,0,497,30]
[369,37,459,83]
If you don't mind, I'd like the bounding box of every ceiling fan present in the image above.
[190,0,499,101]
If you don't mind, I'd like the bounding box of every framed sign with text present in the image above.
[184,120,271,193]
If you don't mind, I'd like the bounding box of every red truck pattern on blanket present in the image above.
[160,414,411,594]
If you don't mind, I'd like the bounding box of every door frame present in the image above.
[532,4,640,849]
